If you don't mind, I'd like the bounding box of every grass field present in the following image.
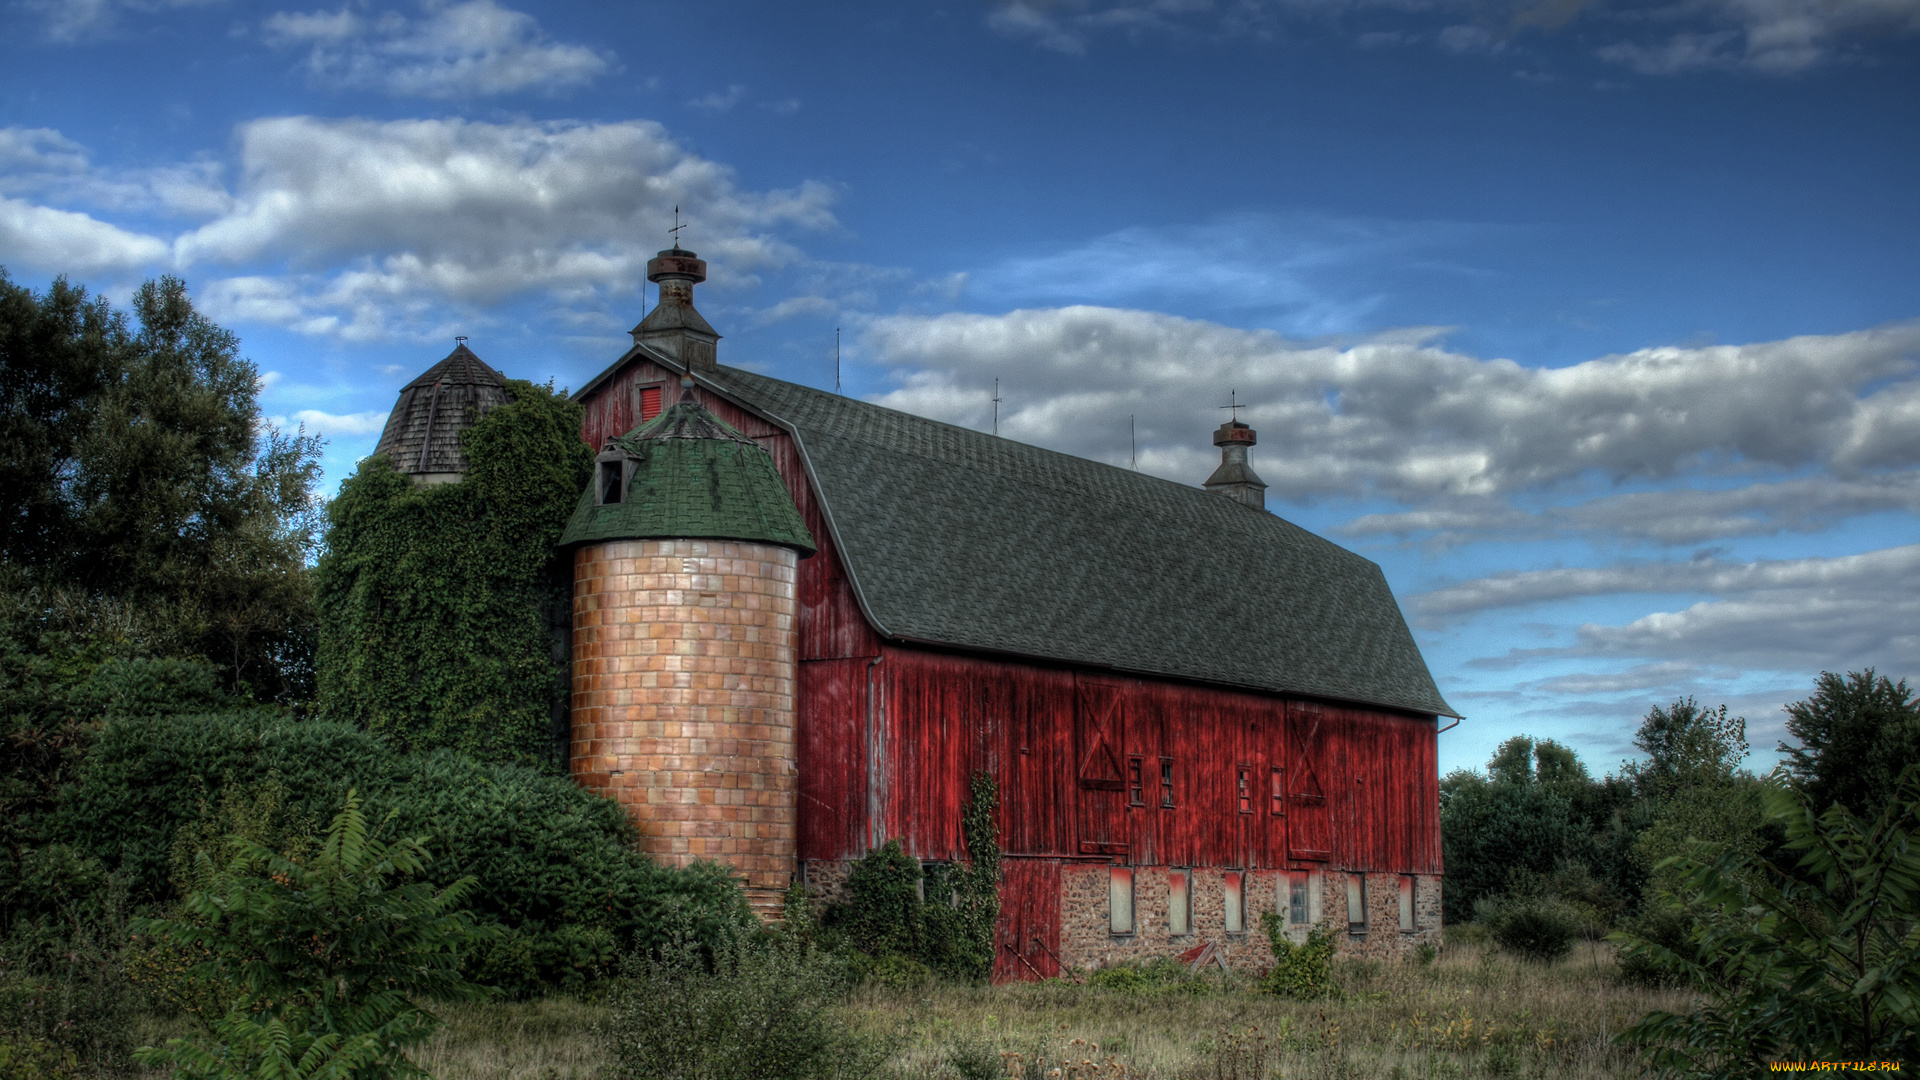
[413,935,1694,1080]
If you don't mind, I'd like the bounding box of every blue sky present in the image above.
[4,0,1917,778]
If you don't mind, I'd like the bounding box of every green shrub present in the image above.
[831,840,923,960]
[943,1035,1002,1080]
[1259,913,1340,999]
[56,711,750,996]
[1613,901,1692,988]
[132,792,485,1080]
[1485,896,1580,963]
[1087,957,1207,996]
[601,921,891,1080]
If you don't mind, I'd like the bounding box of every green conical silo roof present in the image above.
[560,400,815,555]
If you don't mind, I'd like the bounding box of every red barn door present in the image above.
[995,860,1062,981]
[1288,705,1332,862]
[1076,676,1128,857]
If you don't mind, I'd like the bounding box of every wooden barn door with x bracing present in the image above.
[1288,703,1332,863]
[1075,675,1129,858]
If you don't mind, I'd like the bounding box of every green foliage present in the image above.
[1258,912,1340,999]
[1616,772,1920,1076]
[601,920,891,1080]
[1482,896,1580,963]
[132,792,486,1080]
[1781,669,1920,819]
[55,710,750,996]
[1613,902,1692,988]
[1087,957,1212,996]
[1626,697,1748,801]
[1438,768,1583,923]
[0,855,138,1071]
[314,380,591,771]
[827,774,1001,983]
[0,271,322,703]
[922,772,1001,982]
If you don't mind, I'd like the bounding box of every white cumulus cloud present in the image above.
[264,0,609,99]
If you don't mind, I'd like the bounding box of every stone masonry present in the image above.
[571,538,800,918]
[1058,865,1442,972]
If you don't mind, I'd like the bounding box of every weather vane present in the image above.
[669,205,686,249]
[455,335,468,345]
[1220,389,1244,422]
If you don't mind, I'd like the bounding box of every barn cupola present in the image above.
[560,390,813,921]
[631,246,720,372]
[372,339,510,485]
[1204,418,1268,510]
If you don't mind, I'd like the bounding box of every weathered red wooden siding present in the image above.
[995,859,1063,981]
[575,358,1441,877]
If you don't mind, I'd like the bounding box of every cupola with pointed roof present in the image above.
[372,340,510,485]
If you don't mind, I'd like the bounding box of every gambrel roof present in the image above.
[576,351,1457,719]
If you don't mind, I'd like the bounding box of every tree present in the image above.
[0,270,321,702]
[1617,772,1920,1075]
[1627,697,1747,802]
[1781,670,1920,819]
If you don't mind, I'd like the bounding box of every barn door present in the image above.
[1075,676,1128,857]
[1288,705,1332,862]
[994,860,1062,982]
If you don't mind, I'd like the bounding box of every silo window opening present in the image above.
[1109,867,1135,936]
[1168,868,1191,936]
[1224,870,1244,934]
[599,459,624,504]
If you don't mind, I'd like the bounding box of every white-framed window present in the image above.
[1347,874,1367,933]
[1109,867,1135,935]
[1224,870,1244,934]
[1168,868,1191,936]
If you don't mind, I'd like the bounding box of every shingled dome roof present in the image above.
[559,399,816,555]
[597,363,1456,719]
[373,343,511,480]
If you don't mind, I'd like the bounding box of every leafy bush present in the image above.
[1087,957,1210,996]
[1613,901,1692,988]
[1617,772,1920,1076]
[830,840,923,961]
[56,711,749,996]
[132,792,485,1080]
[1259,912,1340,999]
[1484,896,1580,963]
[601,921,891,1080]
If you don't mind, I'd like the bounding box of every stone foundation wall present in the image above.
[801,859,855,906]
[1058,866,1442,972]
[571,539,799,917]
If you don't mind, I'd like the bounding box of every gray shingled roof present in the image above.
[663,364,1456,719]
[374,344,510,477]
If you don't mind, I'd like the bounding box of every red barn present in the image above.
[567,248,1456,979]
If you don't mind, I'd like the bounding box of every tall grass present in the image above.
[403,937,1695,1080]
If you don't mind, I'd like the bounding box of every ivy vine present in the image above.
[314,380,591,771]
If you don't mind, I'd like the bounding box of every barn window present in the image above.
[1236,766,1253,814]
[1223,870,1245,934]
[1288,873,1310,925]
[636,383,664,422]
[1347,874,1368,934]
[1160,757,1175,808]
[1109,867,1135,935]
[1168,868,1191,936]
[1399,876,1416,931]
[1270,767,1286,817]
[1127,756,1144,806]
[597,457,625,505]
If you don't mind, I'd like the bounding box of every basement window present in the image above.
[1109,867,1135,936]
[1347,874,1368,935]
[1288,873,1310,926]
[1399,876,1416,932]
[1160,758,1175,808]
[1224,870,1245,934]
[1128,756,1145,806]
[1168,868,1191,936]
